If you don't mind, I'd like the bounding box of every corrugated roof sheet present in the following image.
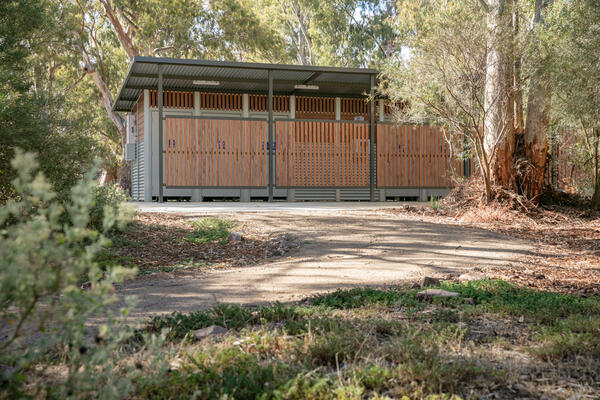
[113,56,379,112]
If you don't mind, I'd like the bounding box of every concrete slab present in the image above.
[133,201,429,214]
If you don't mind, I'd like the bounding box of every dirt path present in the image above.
[116,206,532,318]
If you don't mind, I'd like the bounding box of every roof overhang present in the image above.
[113,56,379,112]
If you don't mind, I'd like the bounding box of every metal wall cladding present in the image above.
[294,188,337,201]
[131,142,145,201]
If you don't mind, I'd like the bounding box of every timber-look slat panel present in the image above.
[376,124,465,188]
[274,120,369,187]
[165,117,268,187]
[165,116,465,189]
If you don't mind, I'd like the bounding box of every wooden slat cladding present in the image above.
[340,98,370,120]
[275,120,369,187]
[295,96,335,116]
[164,117,268,187]
[136,95,144,141]
[249,95,289,112]
[376,124,464,188]
[150,90,194,109]
[199,93,242,110]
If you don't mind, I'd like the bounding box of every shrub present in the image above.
[0,150,160,398]
[89,182,131,231]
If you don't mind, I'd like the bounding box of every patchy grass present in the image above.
[132,280,600,399]
[91,213,294,275]
[183,217,234,245]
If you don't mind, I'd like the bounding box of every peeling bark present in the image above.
[484,0,515,190]
[523,0,553,200]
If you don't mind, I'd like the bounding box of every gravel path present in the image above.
[116,204,532,318]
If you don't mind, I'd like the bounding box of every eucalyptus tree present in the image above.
[383,0,562,202]
[0,0,98,201]
[248,0,397,67]
[550,0,600,207]
[57,0,284,183]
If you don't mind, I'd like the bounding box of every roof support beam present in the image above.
[158,65,164,203]
[291,71,324,95]
[369,74,376,202]
[128,73,369,88]
[268,70,274,202]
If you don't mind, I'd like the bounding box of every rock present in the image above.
[228,232,243,242]
[416,289,460,300]
[194,325,228,339]
[420,276,441,287]
[457,272,486,282]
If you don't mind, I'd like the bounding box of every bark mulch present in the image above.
[384,203,600,296]
[105,213,297,276]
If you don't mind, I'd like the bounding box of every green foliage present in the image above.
[547,0,600,202]
[430,196,440,212]
[138,280,600,398]
[146,302,303,339]
[89,183,133,231]
[245,0,396,67]
[184,217,234,245]
[0,150,157,398]
[307,286,419,309]
[439,279,600,324]
[0,0,102,203]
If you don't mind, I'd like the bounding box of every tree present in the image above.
[522,0,554,199]
[0,0,98,202]
[483,0,515,189]
[383,0,565,203]
[383,0,505,200]
[550,0,600,207]
[247,0,397,67]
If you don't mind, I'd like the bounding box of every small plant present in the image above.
[430,196,440,212]
[184,217,233,245]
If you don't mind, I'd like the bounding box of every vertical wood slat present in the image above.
[165,116,463,190]
[164,116,268,187]
[273,120,369,187]
[375,123,460,188]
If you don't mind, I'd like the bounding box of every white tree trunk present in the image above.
[483,0,515,189]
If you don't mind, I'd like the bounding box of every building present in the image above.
[113,57,465,202]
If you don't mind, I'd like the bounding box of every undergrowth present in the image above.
[134,280,600,399]
[183,217,234,245]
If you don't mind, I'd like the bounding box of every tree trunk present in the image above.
[523,0,553,200]
[484,0,515,191]
[591,128,600,209]
[74,1,140,185]
[513,10,524,135]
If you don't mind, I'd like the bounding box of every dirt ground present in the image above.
[116,204,532,318]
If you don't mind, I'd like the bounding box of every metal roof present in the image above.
[113,56,379,112]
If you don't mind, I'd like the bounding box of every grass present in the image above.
[134,280,600,399]
[137,259,206,275]
[183,217,234,245]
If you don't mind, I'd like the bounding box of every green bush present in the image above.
[0,150,164,399]
[89,182,131,231]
